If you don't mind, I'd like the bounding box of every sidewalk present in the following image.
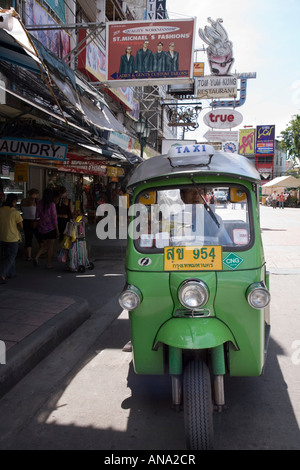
[0,224,127,396]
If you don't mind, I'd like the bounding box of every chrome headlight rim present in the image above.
[247,282,270,309]
[178,279,209,310]
[119,284,142,311]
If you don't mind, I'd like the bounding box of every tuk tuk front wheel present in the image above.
[183,359,214,450]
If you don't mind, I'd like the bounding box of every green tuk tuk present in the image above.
[119,144,271,450]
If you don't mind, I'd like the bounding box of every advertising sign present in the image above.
[199,18,234,76]
[0,137,67,161]
[193,62,204,77]
[58,155,107,176]
[25,0,70,59]
[78,29,106,83]
[239,128,255,155]
[196,75,237,99]
[203,130,238,142]
[14,163,28,183]
[222,141,238,153]
[105,19,196,87]
[146,0,167,19]
[203,109,243,129]
[255,125,275,154]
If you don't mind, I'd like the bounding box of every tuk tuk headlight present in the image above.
[178,280,209,309]
[119,285,142,311]
[247,283,270,309]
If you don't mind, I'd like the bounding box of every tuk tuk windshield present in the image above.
[136,184,252,251]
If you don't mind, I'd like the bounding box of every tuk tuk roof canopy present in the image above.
[128,145,261,188]
[262,175,300,188]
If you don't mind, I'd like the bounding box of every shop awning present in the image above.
[0,8,126,134]
[263,176,300,188]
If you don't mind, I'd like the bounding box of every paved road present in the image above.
[0,206,299,450]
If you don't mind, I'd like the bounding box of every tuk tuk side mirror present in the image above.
[230,188,247,203]
[138,191,157,205]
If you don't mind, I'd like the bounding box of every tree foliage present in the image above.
[279,114,300,162]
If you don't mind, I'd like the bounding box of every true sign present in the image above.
[0,137,67,161]
[203,109,243,129]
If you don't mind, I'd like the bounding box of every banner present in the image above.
[255,125,275,154]
[239,128,255,155]
[58,155,107,176]
[146,0,167,19]
[105,19,196,87]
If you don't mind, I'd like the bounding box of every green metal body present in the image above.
[125,175,269,377]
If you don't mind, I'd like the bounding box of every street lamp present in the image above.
[135,113,150,159]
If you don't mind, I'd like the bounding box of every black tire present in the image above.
[88,262,95,270]
[78,265,85,273]
[183,360,214,450]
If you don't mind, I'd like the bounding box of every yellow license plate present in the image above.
[164,246,223,271]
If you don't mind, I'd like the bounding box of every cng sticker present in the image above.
[223,253,244,270]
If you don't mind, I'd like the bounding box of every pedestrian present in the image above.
[56,186,73,241]
[0,193,23,284]
[33,189,59,269]
[271,192,277,209]
[20,188,41,261]
[278,192,285,209]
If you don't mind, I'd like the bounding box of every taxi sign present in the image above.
[164,245,222,271]
[167,144,215,168]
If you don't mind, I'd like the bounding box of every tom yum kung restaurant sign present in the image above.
[0,138,67,161]
[105,18,196,87]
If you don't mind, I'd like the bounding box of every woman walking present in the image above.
[20,188,40,261]
[0,193,23,284]
[34,189,59,268]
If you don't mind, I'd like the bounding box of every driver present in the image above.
[179,187,232,245]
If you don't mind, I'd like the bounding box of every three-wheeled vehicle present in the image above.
[119,144,271,450]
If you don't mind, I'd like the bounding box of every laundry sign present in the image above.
[0,137,67,161]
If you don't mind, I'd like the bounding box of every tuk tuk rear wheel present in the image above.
[183,359,214,450]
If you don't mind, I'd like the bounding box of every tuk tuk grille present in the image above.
[174,308,211,318]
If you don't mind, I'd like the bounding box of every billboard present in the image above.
[239,128,255,155]
[255,125,275,154]
[105,19,196,87]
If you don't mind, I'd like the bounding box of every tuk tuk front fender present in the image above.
[153,317,238,351]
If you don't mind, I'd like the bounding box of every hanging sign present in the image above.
[14,163,28,182]
[0,137,67,161]
[196,75,237,99]
[203,109,243,129]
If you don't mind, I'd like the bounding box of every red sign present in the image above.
[105,19,196,87]
[58,155,107,176]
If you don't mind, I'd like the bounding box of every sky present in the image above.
[166,0,300,140]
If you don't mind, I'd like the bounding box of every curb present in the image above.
[0,297,90,397]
